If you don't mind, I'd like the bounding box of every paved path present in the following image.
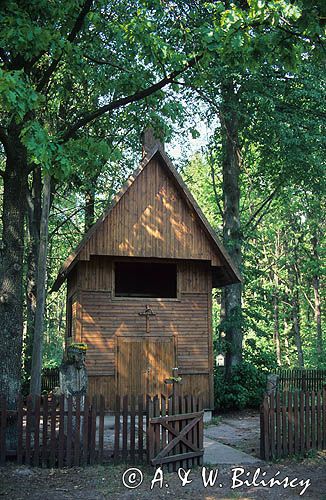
[204,415,260,448]
[203,411,263,465]
[203,436,263,465]
[101,413,263,464]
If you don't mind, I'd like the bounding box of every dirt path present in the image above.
[1,411,325,499]
[205,409,261,457]
[1,457,326,499]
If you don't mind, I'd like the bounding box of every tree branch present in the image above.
[208,154,224,219]
[62,54,203,142]
[50,205,85,238]
[83,53,130,72]
[36,0,93,92]
[172,79,222,118]
[246,185,280,228]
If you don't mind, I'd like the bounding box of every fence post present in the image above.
[300,391,305,454]
[260,403,265,460]
[66,396,73,467]
[122,395,128,462]
[33,395,41,466]
[25,395,32,466]
[89,396,97,465]
[82,396,89,465]
[74,395,81,466]
[98,395,105,464]
[317,391,322,450]
[198,397,204,466]
[17,395,23,465]
[130,395,136,465]
[138,395,144,463]
[0,396,7,465]
[260,395,269,460]
[58,394,65,467]
[146,396,154,464]
[114,395,121,464]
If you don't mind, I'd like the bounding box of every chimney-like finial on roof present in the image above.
[141,127,164,158]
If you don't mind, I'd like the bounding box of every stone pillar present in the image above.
[60,345,88,398]
[266,373,279,395]
[59,344,88,434]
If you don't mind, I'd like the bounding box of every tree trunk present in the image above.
[311,236,322,361]
[282,290,293,367]
[291,288,304,367]
[273,232,282,365]
[283,319,291,367]
[273,293,282,366]
[221,80,243,375]
[0,125,28,411]
[25,168,42,383]
[30,174,52,397]
[288,253,304,367]
[84,185,96,232]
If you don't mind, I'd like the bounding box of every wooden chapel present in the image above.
[53,132,241,409]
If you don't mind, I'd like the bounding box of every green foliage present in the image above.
[184,44,325,375]
[214,363,267,410]
[0,0,324,387]
[0,69,41,120]
[243,334,278,372]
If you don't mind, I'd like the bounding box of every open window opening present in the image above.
[114,261,177,298]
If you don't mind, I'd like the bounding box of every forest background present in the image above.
[0,0,324,410]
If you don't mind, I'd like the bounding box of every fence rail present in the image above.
[276,369,326,392]
[148,394,204,471]
[0,393,203,469]
[260,389,326,460]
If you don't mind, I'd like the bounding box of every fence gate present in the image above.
[147,395,204,471]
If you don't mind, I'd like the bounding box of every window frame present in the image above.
[112,259,180,301]
[66,294,77,338]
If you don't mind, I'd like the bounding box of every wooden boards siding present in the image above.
[77,256,112,291]
[87,376,116,410]
[79,158,220,265]
[72,258,213,408]
[81,293,209,374]
[77,258,212,293]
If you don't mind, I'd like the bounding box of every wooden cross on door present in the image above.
[138,305,156,333]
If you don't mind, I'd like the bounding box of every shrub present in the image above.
[214,362,267,411]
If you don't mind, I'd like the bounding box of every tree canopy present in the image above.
[0,0,325,404]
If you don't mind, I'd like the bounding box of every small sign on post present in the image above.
[216,353,225,367]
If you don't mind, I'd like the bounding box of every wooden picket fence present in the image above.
[0,393,203,468]
[147,394,204,471]
[260,389,326,460]
[41,368,60,393]
[276,369,326,392]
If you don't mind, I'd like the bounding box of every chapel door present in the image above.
[117,336,175,397]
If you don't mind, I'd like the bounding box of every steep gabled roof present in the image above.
[52,145,241,291]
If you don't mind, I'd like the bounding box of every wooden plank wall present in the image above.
[68,258,213,408]
[79,158,220,265]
